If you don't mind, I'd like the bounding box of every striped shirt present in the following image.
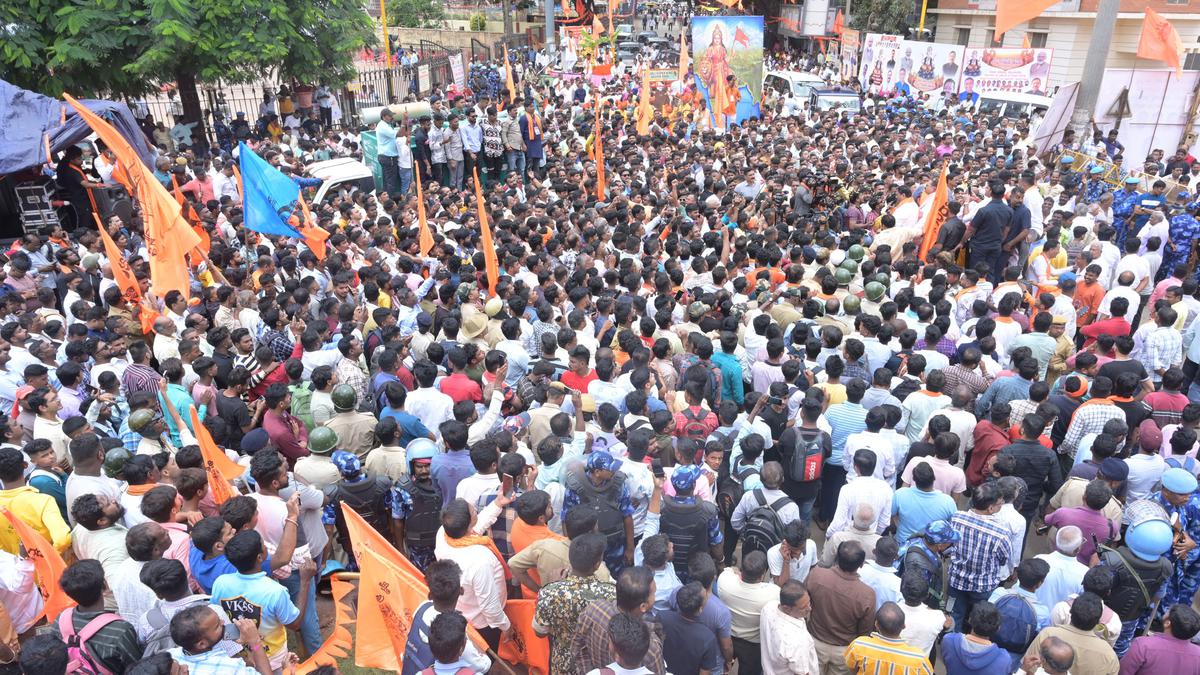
[826,401,868,465]
[1061,400,1125,458]
[947,510,1012,593]
[49,608,144,674]
[844,633,933,675]
[121,363,162,397]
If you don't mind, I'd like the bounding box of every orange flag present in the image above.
[995,0,1060,40]
[606,1,615,34]
[496,600,551,675]
[678,31,690,84]
[65,95,200,301]
[635,67,653,136]
[473,167,500,297]
[1022,33,1031,49]
[734,26,749,47]
[1138,8,1183,77]
[593,100,607,200]
[94,214,156,333]
[415,168,434,256]
[917,163,950,262]
[94,214,142,309]
[833,9,844,36]
[592,14,605,36]
[295,193,331,260]
[1,509,73,622]
[170,175,186,206]
[344,504,488,669]
[355,547,426,671]
[296,575,356,674]
[190,406,242,505]
[232,164,244,202]
[504,46,517,103]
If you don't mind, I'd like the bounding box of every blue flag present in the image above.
[238,142,303,238]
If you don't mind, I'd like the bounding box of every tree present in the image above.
[849,0,917,36]
[385,0,446,29]
[0,0,374,141]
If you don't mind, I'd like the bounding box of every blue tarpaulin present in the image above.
[238,142,303,238]
[0,78,156,175]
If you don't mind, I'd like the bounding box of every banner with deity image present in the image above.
[692,15,763,127]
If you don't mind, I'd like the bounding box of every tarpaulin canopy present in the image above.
[0,78,155,175]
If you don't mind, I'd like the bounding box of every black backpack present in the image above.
[740,489,792,555]
[716,463,759,521]
[788,428,827,482]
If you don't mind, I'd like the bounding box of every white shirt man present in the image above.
[759,597,819,675]
[433,504,510,634]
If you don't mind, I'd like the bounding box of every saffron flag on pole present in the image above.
[833,9,844,36]
[238,142,305,238]
[473,167,500,297]
[636,67,653,136]
[918,163,950,262]
[65,94,199,301]
[190,406,243,505]
[504,46,518,104]
[294,193,330,260]
[415,168,435,256]
[994,0,1061,39]
[593,100,607,200]
[1,509,72,622]
[734,26,750,47]
[94,214,157,333]
[1138,8,1184,78]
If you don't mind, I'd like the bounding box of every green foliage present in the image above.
[469,13,487,31]
[386,0,446,28]
[0,0,375,99]
[849,0,917,37]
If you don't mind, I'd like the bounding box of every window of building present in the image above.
[985,29,1002,47]
[1185,51,1200,70]
[955,27,971,46]
[1028,32,1048,48]
[1166,0,1188,5]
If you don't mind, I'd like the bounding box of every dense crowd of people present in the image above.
[9,7,1200,675]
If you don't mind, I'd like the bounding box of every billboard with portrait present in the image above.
[692,15,764,126]
[859,34,965,96]
[962,48,1054,96]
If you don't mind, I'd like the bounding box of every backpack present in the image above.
[1167,456,1197,475]
[788,429,826,482]
[289,383,314,431]
[141,596,211,656]
[58,607,122,675]
[716,463,760,521]
[992,593,1039,653]
[740,490,792,555]
[679,408,712,442]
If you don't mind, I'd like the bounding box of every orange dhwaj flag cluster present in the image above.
[1138,8,1184,77]
[64,94,199,301]
[636,67,654,136]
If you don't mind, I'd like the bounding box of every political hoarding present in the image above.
[859,34,966,96]
[962,48,1054,96]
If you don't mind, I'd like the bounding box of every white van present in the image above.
[307,157,376,205]
[974,91,1053,120]
[764,71,826,100]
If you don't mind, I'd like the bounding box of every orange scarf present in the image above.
[1071,396,1113,422]
[527,113,541,140]
[124,483,158,496]
[443,531,512,579]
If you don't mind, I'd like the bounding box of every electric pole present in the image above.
[1070,0,1120,137]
